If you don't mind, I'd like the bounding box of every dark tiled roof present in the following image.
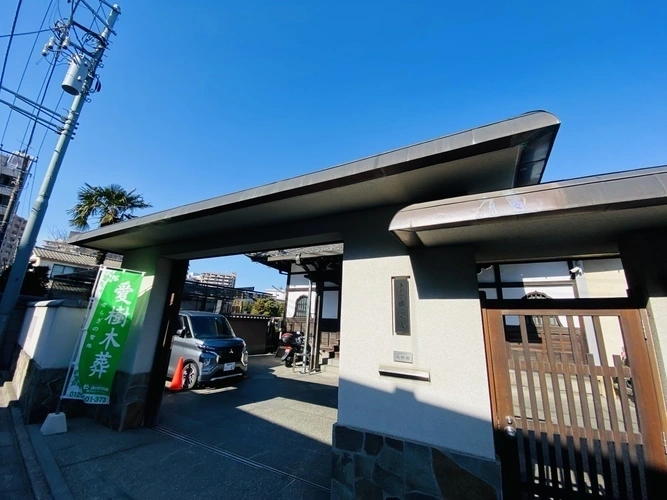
[247,243,343,261]
[33,247,122,268]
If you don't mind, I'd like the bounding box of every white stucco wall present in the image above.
[18,301,87,369]
[581,258,628,298]
[338,213,494,459]
[286,287,339,319]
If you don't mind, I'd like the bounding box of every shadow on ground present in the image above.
[37,355,337,500]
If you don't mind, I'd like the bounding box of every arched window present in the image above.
[294,295,309,318]
[524,291,562,327]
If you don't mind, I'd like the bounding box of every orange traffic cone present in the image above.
[168,357,184,391]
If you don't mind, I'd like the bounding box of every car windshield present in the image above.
[189,315,236,340]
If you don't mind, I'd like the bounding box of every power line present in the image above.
[0,28,51,39]
[20,90,65,218]
[20,81,65,220]
[20,51,61,149]
[0,0,24,95]
[0,50,60,251]
[0,0,56,148]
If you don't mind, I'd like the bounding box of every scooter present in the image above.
[280,331,309,367]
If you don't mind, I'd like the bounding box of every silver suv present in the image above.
[167,311,248,389]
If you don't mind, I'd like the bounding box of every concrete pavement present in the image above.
[27,354,338,499]
[0,404,32,498]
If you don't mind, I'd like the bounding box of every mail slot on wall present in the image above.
[392,276,410,335]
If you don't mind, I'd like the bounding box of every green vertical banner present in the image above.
[77,268,143,404]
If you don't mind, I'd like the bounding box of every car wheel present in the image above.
[182,361,199,390]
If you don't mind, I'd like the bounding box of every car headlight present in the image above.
[200,354,216,372]
[242,350,248,366]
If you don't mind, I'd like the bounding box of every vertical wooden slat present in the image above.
[580,356,601,496]
[568,315,600,496]
[540,431,553,492]
[535,316,560,488]
[592,316,622,433]
[605,440,618,499]
[513,349,533,489]
[536,327,559,490]
[587,352,617,497]
[515,428,527,484]
[614,355,641,499]
[519,316,547,492]
[562,357,586,496]
[590,316,620,499]
[543,318,571,493]
[527,429,540,497]
[636,443,648,500]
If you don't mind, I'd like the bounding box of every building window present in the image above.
[524,291,562,327]
[50,265,83,278]
[294,295,309,318]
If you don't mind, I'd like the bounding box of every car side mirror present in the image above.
[176,328,186,337]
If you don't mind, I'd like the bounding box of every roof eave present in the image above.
[68,111,561,252]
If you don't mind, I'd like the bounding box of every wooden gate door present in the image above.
[482,300,667,499]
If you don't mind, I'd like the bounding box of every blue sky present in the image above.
[1,0,666,292]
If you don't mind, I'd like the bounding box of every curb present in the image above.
[9,405,53,500]
[3,375,74,500]
[26,423,74,500]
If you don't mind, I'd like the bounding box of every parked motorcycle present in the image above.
[280,331,309,367]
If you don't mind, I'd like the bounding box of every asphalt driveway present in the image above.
[36,354,338,500]
[158,354,339,495]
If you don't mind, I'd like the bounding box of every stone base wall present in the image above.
[13,350,88,424]
[331,424,500,500]
[12,349,150,431]
[89,371,151,431]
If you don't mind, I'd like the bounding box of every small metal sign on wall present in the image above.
[392,276,411,335]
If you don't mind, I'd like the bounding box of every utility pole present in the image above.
[0,3,121,363]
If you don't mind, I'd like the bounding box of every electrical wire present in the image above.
[18,87,64,219]
[0,28,52,39]
[15,0,107,216]
[0,0,56,148]
[11,52,57,220]
[5,0,109,217]
[0,0,24,98]
[92,1,104,34]
[20,50,60,150]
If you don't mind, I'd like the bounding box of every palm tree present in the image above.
[67,183,152,264]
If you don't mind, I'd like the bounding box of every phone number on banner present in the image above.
[65,390,109,405]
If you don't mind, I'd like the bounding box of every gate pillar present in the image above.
[93,249,178,431]
[619,229,667,406]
